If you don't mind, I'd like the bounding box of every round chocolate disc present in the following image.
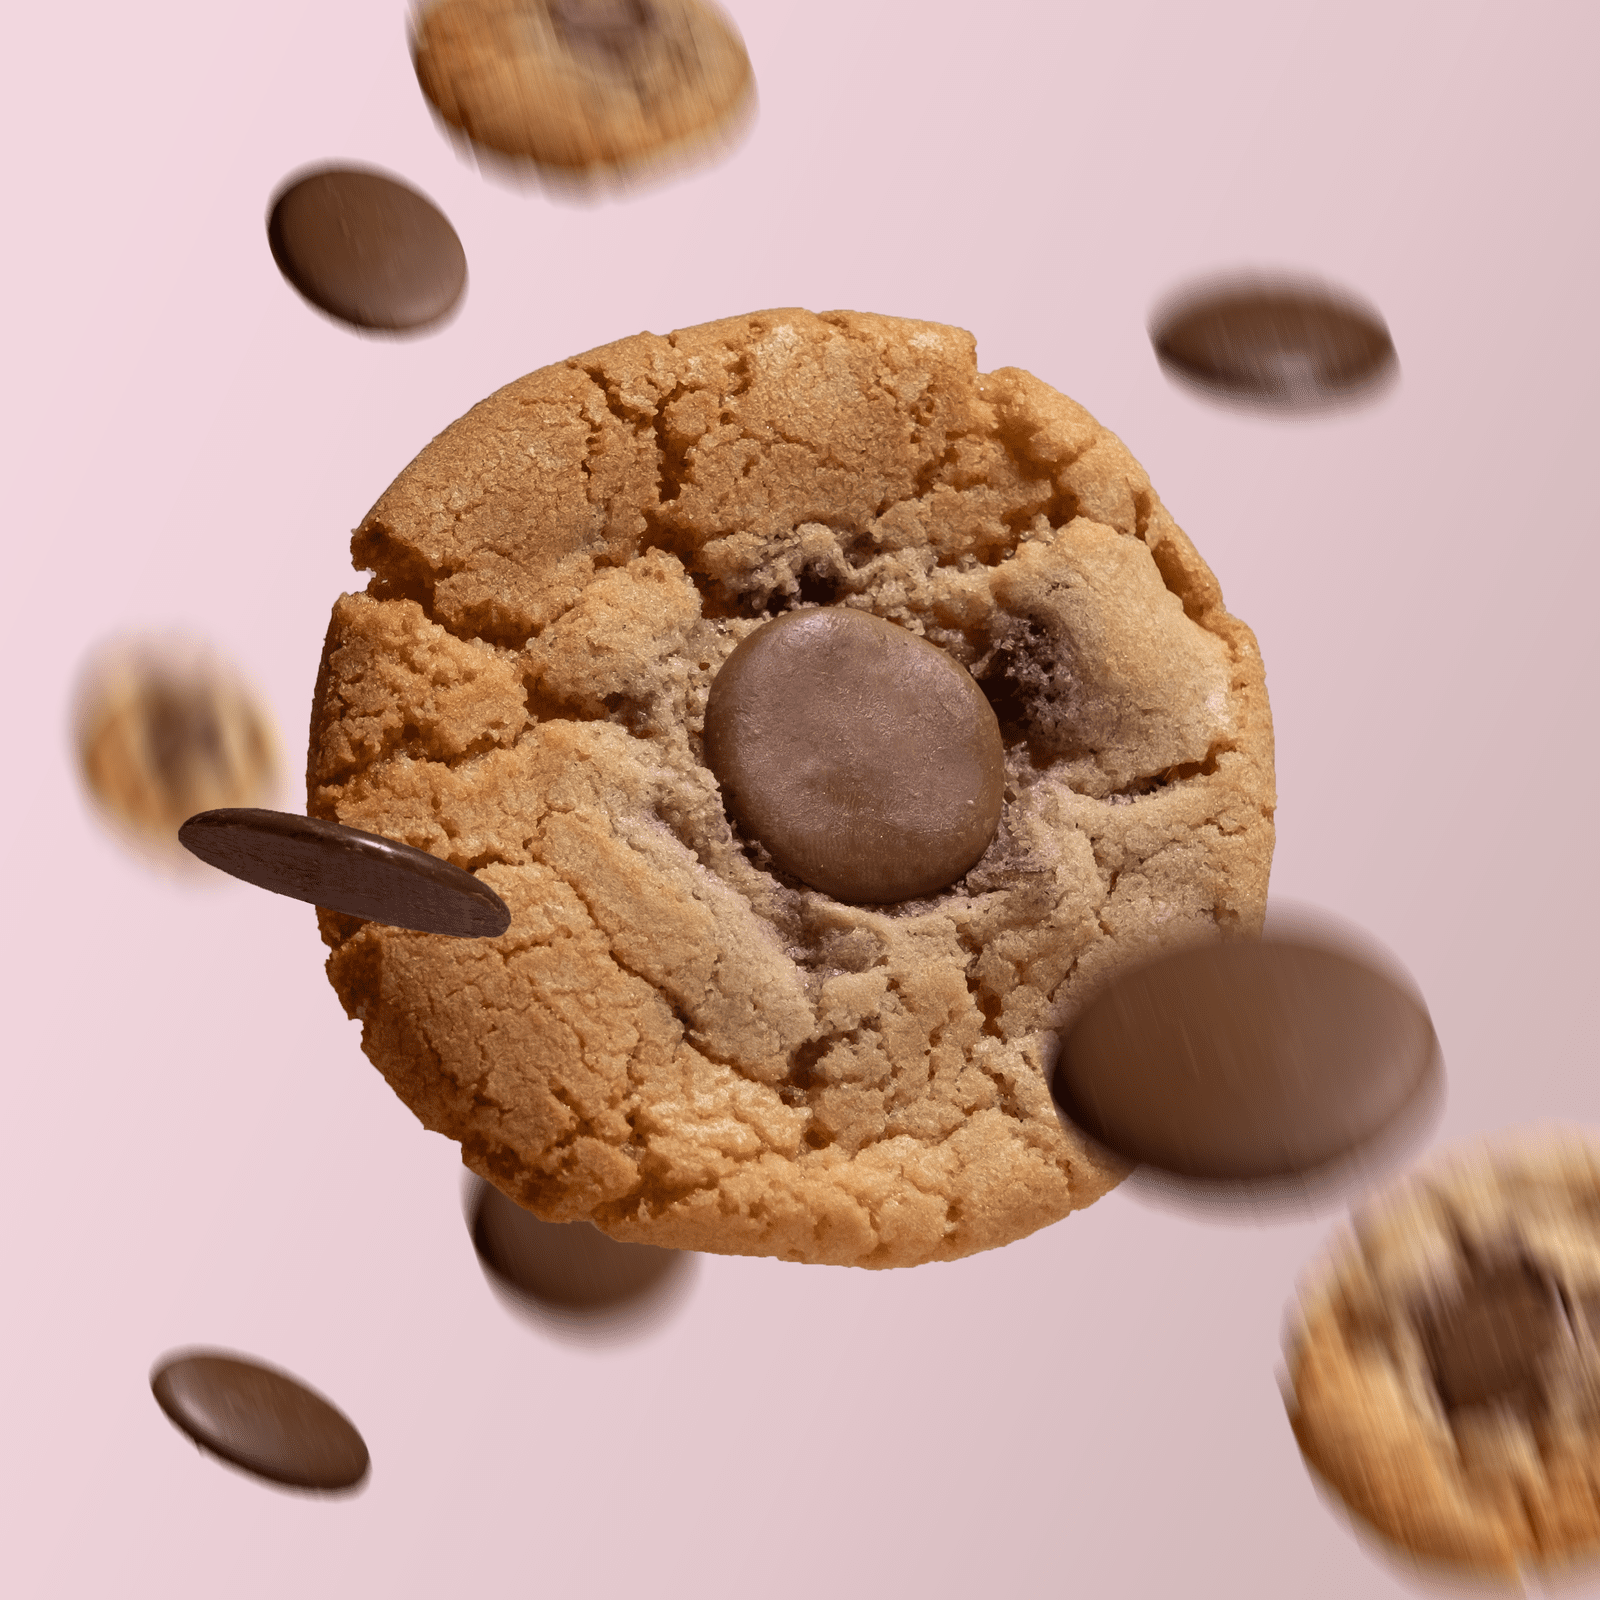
[1151,278,1396,410]
[470,1179,690,1323]
[702,607,1005,903]
[1051,937,1439,1184]
[267,167,466,333]
[151,1351,369,1492]
[178,808,510,937]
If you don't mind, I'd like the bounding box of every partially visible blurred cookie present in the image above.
[1284,1129,1600,1582]
[412,0,755,182]
[75,635,279,860]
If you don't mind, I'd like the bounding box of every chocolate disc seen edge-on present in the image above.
[267,166,466,333]
[151,1351,369,1492]
[702,607,1005,904]
[1051,938,1440,1184]
[1150,279,1397,409]
[178,808,510,938]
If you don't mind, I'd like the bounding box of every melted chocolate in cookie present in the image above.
[268,168,466,333]
[151,1351,369,1491]
[702,608,1005,903]
[1151,279,1396,410]
[1420,1261,1566,1416]
[179,809,510,938]
[1051,937,1439,1184]
[548,0,657,64]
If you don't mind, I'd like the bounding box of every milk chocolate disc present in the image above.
[1151,277,1396,410]
[267,167,466,333]
[470,1179,693,1336]
[702,607,1005,903]
[1052,936,1440,1186]
[151,1351,369,1492]
[178,808,510,937]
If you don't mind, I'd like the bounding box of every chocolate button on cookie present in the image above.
[703,608,1004,903]
[268,167,466,333]
[1151,276,1397,411]
[1285,1132,1600,1579]
[151,1350,369,1492]
[180,809,510,937]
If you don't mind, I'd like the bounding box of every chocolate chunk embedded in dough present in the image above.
[1151,279,1396,409]
[1052,937,1439,1183]
[1420,1262,1565,1415]
[702,608,1005,904]
[548,0,657,63]
[267,167,466,333]
[179,809,510,937]
[150,1351,369,1491]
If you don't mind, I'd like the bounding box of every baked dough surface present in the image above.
[1286,1130,1600,1579]
[307,308,1276,1267]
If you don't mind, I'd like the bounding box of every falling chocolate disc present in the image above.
[151,1351,369,1491]
[1151,277,1396,410]
[470,1179,691,1333]
[268,167,466,332]
[178,808,510,937]
[1051,937,1440,1184]
[702,608,1005,903]
[1419,1262,1565,1416]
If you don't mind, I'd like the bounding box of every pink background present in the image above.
[5,1,1598,1594]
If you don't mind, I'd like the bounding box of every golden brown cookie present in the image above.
[306,308,1276,1268]
[412,0,755,181]
[75,634,280,861]
[1284,1129,1600,1583]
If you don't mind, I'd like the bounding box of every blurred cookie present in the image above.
[75,635,279,859]
[1284,1130,1600,1580]
[412,0,756,181]
[306,308,1276,1269]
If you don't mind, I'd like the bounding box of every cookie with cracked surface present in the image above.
[306,307,1276,1269]
[1284,1129,1600,1582]
[412,0,755,181]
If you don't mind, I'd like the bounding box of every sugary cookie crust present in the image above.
[306,308,1276,1268]
[1285,1130,1600,1579]
[413,0,754,174]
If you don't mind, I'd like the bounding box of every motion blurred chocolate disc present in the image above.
[471,1179,692,1331]
[1151,278,1396,410]
[151,1351,369,1491]
[268,166,466,332]
[179,808,510,937]
[1052,937,1439,1185]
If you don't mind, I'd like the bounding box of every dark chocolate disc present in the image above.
[1419,1262,1565,1415]
[151,1351,369,1492]
[470,1179,692,1332]
[1052,937,1439,1185]
[178,808,510,938]
[267,167,466,333]
[1151,278,1396,410]
[702,608,1005,903]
